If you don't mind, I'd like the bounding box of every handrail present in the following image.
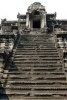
[4,31,21,67]
[1,31,21,90]
[9,31,21,61]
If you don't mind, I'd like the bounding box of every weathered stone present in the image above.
[0,2,67,100]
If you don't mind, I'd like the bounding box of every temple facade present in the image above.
[0,2,67,100]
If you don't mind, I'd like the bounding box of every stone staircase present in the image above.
[1,33,67,100]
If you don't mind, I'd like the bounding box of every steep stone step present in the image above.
[13,61,61,64]
[6,84,67,89]
[14,54,59,57]
[5,89,67,96]
[6,65,63,71]
[17,47,57,50]
[16,47,57,51]
[20,41,54,44]
[1,95,67,100]
[6,76,65,82]
[6,73,65,79]
[18,45,55,48]
[14,57,60,61]
[5,79,66,85]
[1,33,67,100]
[16,49,58,52]
[18,42,55,45]
[6,66,62,71]
[15,52,59,55]
[19,35,54,38]
[3,69,64,74]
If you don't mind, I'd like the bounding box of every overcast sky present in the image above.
[0,0,67,22]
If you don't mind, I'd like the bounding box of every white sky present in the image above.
[0,0,67,22]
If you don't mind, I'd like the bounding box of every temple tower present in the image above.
[26,2,47,30]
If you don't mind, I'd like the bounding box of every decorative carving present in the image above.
[1,18,7,24]
[27,2,45,14]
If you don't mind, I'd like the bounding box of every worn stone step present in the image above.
[19,40,54,43]
[20,35,52,38]
[1,95,67,100]
[14,57,61,60]
[6,66,62,71]
[6,66,63,71]
[13,61,61,64]
[13,59,61,62]
[20,39,53,41]
[6,84,67,90]
[16,49,58,52]
[16,47,57,51]
[7,73,65,79]
[6,78,66,84]
[17,47,57,50]
[15,52,58,55]
[10,65,61,69]
[7,63,62,67]
[5,89,67,96]
[18,43,55,46]
[15,51,58,53]
[14,55,59,58]
[18,45,55,48]
[6,76,65,82]
[6,80,67,85]
[15,52,59,55]
[14,54,59,57]
[20,35,53,39]
[14,53,59,56]
[3,74,65,80]
[18,42,54,44]
[19,42,55,44]
[3,70,64,75]
[14,57,60,60]
[6,76,66,82]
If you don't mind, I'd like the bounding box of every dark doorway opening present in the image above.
[33,20,40,28]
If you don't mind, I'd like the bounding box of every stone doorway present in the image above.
[26,2,46,30]
[33,20,41,28]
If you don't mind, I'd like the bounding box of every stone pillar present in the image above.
[26,13,29,28]
[44,12,47,27]
[30,19,33,29]
[41,15,45,28]
[29,20,30,28]
[41,13,46,29]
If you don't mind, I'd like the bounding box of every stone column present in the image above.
[41,12,46,29]
[41,15,45,28]
[29,20,30,28]
[30,19,33,29]
[44,13,47,27]
[26,12,29,28]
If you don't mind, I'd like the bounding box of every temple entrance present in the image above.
[26,3,46,29]
[33,20,41,28]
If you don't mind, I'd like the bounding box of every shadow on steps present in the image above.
[0,81,9,100]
